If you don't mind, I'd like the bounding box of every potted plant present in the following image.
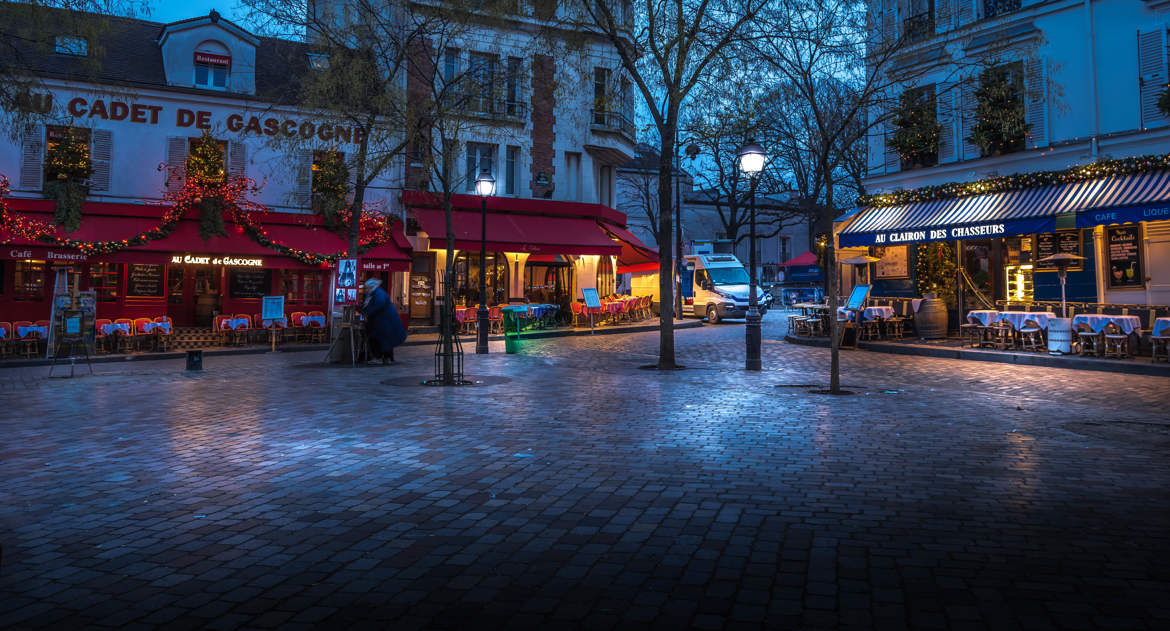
[43,126,92,232]
[966,65,1030,156]
[914,242,957,338]
[888,87,941,169]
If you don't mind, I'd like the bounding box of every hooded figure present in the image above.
[361,278,406,364]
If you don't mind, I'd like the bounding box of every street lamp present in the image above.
[737,141,765,371]
[474,169,495,355]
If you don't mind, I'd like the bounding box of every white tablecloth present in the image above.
[1152,317,1170,337]
[966,310,999,326]
[1071,314,1143,335]
[838,306,895,322]
[999,311,1057,331]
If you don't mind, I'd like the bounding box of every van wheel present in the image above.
[706,305,720,324]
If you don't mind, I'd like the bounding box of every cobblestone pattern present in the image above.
[2,313,1169,630]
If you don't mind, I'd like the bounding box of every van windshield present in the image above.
[707,267,750,285]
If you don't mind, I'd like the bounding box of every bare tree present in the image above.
[567,0,769,370]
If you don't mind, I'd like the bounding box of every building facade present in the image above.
[847,0,1170,309]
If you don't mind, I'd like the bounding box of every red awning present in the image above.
[402,190,628,227]
[1,199,412,270]
[412,208,621,256]
[598,222,659,273]
[780,250,818,267]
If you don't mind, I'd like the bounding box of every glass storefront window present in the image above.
[13,260,47,300]
[596,256,615,297]
[452,251,508,306]
[88,263,120,302]
[280,270,326,303]
[525,263,574,309]
[168,266,185,304]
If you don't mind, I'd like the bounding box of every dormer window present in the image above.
[307,53,330,71]
[55,36,88,56]
[193,42,231,89]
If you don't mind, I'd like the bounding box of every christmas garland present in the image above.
[0,173,398,265]
[857,152,1170,209]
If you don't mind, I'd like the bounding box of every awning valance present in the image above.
[840,168,1170,247]
[597,222,659,273]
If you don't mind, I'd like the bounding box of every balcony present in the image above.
[443,87,528,123]
[904,12,934,43]
[983,0,1021,19]
[591,109,635,141]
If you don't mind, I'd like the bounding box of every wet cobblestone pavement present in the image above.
[2,312,1169,630]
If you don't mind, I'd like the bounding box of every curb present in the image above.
[0,320,703,369]
[784,334,1170,377]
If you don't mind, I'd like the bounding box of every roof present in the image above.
[684,187,799,212]
[0,4,310,103]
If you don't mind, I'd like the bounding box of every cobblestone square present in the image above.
[2,314,1169,630]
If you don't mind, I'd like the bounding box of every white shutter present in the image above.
[960,79,980,160]
[90,129,112,192]
[228,141,247,179]
[884,120,900,173]
[956,0,974,27]
[881,0,898,44]
[19,124,44,191]
[867,106,886,175]
[294,150,313,209]
[936,82,957,163]
[165,137,187,190]
[1024,58,1048,148]
[1138,27,1169,129]
[935,0,954,33]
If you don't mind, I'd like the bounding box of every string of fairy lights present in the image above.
[857,152,1170,209]
[0,171,396,266]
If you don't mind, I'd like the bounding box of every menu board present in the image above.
[229,268,272,298]
[873,245,909,279]
[1106,225,1143,288]
[409,273,433,320]
[1035,230,1082,270]
[126,264,164,297]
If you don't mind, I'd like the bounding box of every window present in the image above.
[168,266,184,304]
[564,152,581,201]
[904,0,934,42]
[468,52,498,114]
[43,125,91,186]
[891,84,938,169]
[505,57,522,116]
[307,53,330,71]
[444,48,459,85]
[88,263,120,302]
[969,62,1026,157]
[505,146,519,195]
[465,143,495,191]
[593,67,611,124]
[982,0,1020,19]
[281,270,326,303]
[193,47,231,89]
[13,260,47,300]
[55,36,87,56]
[596,256,615,297]
[452,251,509,306]
[598,165,613,207]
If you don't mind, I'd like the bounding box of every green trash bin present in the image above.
[501,306,523,354]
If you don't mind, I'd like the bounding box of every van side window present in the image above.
[696,270,710,289]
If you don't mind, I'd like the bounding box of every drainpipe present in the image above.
[1085,0,1100,156]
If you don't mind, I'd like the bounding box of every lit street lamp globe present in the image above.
[475,171,496,197]
[737,141,766,175]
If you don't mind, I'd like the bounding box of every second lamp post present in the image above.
[474,170,495,355]
[737,141,765,371]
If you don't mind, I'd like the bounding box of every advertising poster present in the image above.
[1106,225,1142,288]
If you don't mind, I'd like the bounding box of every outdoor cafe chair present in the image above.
[132,317,154,351]
[289,311,308,343]
[1103,322,1129,359]
[153,316,174,352]
[214,315,236,346]
[306,311,328,343]
[1076,323,1102,356]
[489,306,503,333]
[12,320,40,358]
[112,317,135,353]
[987,320,1014,350]
[0,321,13,358]
[959,319,986,348]
[1018,319,1044,353]
[94,318,112,353]
[1152,329,1170,362]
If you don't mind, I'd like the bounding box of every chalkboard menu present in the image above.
[1035,230,1082,270]
[126,264,164,297]
[229,268,272,298]
[1105,225,1143,288]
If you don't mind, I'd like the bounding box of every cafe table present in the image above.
[998,311,1057,331]
[1153,317,1170,338]
[143,321,172,334]
[837,306,894,322]
[1071,314,1143,335]
[966,310,1000,326]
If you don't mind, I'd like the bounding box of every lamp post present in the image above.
[474,170,495,355]
[737,141,765,371]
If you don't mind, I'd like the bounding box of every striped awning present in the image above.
[840,168,1170,247]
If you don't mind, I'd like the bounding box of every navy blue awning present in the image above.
[841,168,1170,247]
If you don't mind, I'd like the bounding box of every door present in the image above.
[409,274,433,321]
[167,265,193,327]
[1146,222,1170,306]
[680,264,695,315]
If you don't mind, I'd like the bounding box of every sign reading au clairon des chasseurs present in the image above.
[842,217,1056,247]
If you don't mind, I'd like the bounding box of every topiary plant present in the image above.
[187,131,228,240]
[888,87,941,168]
[967,65,1030,156]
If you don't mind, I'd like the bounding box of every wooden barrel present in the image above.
[915,297,948,338]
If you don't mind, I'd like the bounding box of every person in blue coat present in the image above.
[361,278,406,364]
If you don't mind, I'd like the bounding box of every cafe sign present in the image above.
[170,254,263,267]
[840,217,1057,248]
[5,247,89,261]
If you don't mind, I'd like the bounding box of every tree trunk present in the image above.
[443,194,456,384]
[347,124,372,256]
[656,128,677,369]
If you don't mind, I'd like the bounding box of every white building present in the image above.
[847,0,1170,309]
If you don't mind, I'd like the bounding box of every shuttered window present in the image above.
[1024,57,1048,148]
[19,124,44,191]
[936,82,957,163]
[1138,27,1169,130]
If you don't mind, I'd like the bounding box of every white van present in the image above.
[681,254,771,323]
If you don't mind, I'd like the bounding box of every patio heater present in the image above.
[1037,252,1086,318]
[1037,252,1086,356]
[474,170,496,355]
[737,141,766,371]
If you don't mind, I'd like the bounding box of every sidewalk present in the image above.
[0,318,702,368]
[785,331,1170,376]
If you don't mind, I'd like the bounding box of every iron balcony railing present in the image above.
[591,109,636,139]
[904,12,934,43]
[983,0,1021,19]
